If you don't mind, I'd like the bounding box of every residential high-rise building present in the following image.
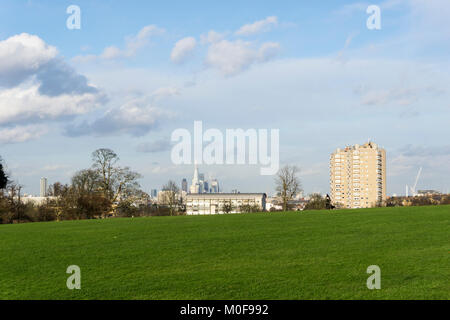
[181,178,188,193]
[40,177,48,197]
[330,141,386,209]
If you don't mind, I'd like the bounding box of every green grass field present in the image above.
[0,205,449,300]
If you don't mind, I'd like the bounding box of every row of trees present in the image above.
[274,165,332,210]
[0,149,151,224]
[385,194,450,207]
[4,152,447,224]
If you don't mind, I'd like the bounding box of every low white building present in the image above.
[265,197,283,211]
[20,196,57,205]
[185,193,266,215]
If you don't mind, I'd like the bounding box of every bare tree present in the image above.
[91,148,142,203]
[4,181,26,222]
[161,180,180,216]
[72,169,100,195]
[91,148,119,200]
[110,167,142,203]
[275,165,302,211]
[47,181,67,197]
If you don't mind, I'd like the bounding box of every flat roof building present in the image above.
[40,177,48,197]
[330,141,386,209]
[185,193,266,215]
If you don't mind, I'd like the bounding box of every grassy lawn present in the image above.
[0,205,449,300]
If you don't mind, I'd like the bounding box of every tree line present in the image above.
[1,155,448,224]
[0,149,175,224]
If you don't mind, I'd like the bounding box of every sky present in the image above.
[0,0,449,196]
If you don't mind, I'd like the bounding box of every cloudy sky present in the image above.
[0,0,449,196]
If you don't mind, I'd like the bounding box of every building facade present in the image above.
[40,177,47,197]
[330,141,386,208]
[210,179,219,193]
[189,165,202,193]
[181,179,188,193]
[185,193,266,215]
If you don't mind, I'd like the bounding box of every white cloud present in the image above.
[170,37,197,63]
[151,86,180,99]
[0,33,57,87]
[205,40,280,75]
[0,33,105,131]
[0,124,47,144]
[136,138,171,153]
[100,46,122,60]
[0,85,105,125]
[235,16,278,36]
[200,30,226,44]
[258,42,281,62]
[75,25,165,62]
[357,87,419,106]
[66,96,172,137]
[125,25,165,55]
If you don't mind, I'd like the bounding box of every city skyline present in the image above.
[1,1,449,196]
[9,139,446,199]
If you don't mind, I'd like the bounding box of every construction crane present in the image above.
[408,167,422,197]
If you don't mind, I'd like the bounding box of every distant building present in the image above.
[190,165,202,193]
[265,197,283,211]
[181,179,188,193]
[186,193,266,215]
[151,189,158,198]
[210,179,219,193]
[330,141,386,209]
[189,165,220,194]
[22,195,57,205]
[40,177,48,197]
[157,190,186,205]
[417,190,441,196]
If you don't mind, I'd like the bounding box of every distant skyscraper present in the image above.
[40,177,48,197]
[189,165,218,194]
[181,178,188,193]
[330,141,386,209]
[151,189,158,198]
[210,179,219,193]
[190,165,202,193]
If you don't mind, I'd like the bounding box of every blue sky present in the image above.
[1,0,449,196]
